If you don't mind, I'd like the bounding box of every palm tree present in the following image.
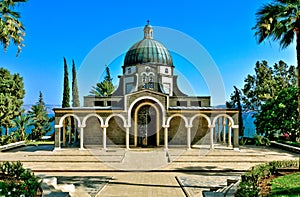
[0,0,27,55]
[12,114,33,141]
[90,81,114,96]
[90,66,114,96]
[253,0,300,126]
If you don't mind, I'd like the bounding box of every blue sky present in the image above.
[0,0,297,106]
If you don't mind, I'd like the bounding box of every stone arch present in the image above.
[212,114,236,127]
[189,113,211,145]
[82,114,104,127]
[127,96,166,127]
[167,114,188,146]
[134,102,161,147]
[106,114,126,146]
[58,114,82,127]
[166,114,189,127]
[105,114,127,127]
[189,113,211,127]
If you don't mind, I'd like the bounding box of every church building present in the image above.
[53,23,239,150]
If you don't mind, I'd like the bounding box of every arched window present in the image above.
[149,75,154,82]
[165,68,168,74]
[142,74,147,82]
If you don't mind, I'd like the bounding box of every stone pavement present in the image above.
[0,145,299,196]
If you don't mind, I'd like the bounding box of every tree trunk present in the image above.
[297,30,300,139]
[5,126,9,136]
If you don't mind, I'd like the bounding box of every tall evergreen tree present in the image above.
[72,59,80,107]
[0,68,25,135]
[90,65,114,96]
[0,0,27,55]
[29,91,53,140]
[62,57,70,108]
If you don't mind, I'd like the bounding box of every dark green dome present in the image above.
[124,24,173,67]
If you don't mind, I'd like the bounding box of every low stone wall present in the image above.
[271,141,300,154]
[0,141,25,152]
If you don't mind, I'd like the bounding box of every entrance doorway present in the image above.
[136,105,157,147]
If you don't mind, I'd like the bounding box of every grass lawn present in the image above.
[25,140,54,146]
[270,172,300,196]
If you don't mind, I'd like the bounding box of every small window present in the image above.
[191,101,201,107]
[149,83,154,89]
[95,101,104,106]
[107,101,112,106]
[142,83,147,89]
[165,68,169,74]
[142,74,147,82]
[177,101,187,107]
[149,75,154,82]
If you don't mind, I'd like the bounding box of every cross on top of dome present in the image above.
[144,20,153,39]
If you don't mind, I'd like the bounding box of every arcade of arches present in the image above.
[53,23,239,150]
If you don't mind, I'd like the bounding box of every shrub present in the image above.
[235,160,299,196]
[0,161,41,196]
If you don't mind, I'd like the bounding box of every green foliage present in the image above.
[253,134,270,146]
[226,86,244,136]
[236,160,299,197]
[62,57,70,108]
[255,86,299,141]
[0,161,41,196]
[71,59,80,107]
[0,67,25,135]
[28,91,53,140]
[90,65,115,96]
[270,172,300,196]
[0,0,27,56]
[12,114,33,141]
[0,133,15,145]
[242,60,296,111]
[253,0,299,49]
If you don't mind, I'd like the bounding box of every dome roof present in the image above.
[124,23,173,67]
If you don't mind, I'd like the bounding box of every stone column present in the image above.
[228,125,232,147]
[102,127,107,150]
[164,127,168,150]
[218,118,221,142]
[79,127,84,150]
[210,126,214,150]
[187,126,191,149]
[63,123,66,147]
[68,128,72,144]
[54,126,61,150]
[223,117,226,144]
[233,127,239,151]
[126,126,130,150]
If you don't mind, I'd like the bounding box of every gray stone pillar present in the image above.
[79,127,84,150]
[164,127,168,150]
[233,127,239,151]
[228,126,232,147]
[126,127,130,150]
[54,126,61,150]
[223,117,226,144]
[102,127,107,150]
[210,126,214,150]
[187,126,191,149]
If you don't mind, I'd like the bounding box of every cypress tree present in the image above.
[72,60,80,107]
[62,57,70,108]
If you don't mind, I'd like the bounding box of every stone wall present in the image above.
[168,116,187,145]
[107,117,126,146]
[84,116,103,145]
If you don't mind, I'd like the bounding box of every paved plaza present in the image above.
[0,145,299,196]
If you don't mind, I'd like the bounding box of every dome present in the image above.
[124,23,173,67]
